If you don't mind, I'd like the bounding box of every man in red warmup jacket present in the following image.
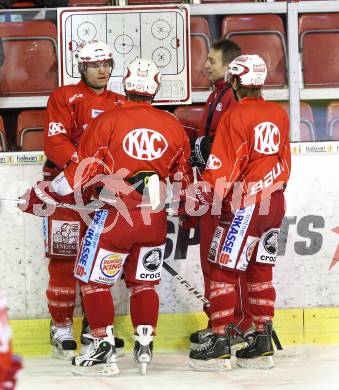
[189,55,291,371]
[28,58,192,376]
[42,40,125,360]
[189,39,254,349]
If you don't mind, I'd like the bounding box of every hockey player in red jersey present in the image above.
[188,40,254,348]
[41,40,125,360]
[31,58,192,376]
[189,55,291,370]
[0,291,22,390]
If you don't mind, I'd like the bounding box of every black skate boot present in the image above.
[236,321,274,369]
[230,325,256,353]
[189,328,213,350]
[50,322,77,360]
[189,326,232,371]
[72,325,119,376]
[80,316,125,357]
[133,325,154,375]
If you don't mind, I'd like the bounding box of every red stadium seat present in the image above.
[11,2,35,7]
[299,13,339,87]
[201,0,254,2]
[173,105,204,139]
[69,0,110,5]
[190,17,211,90]
[221,14,287,87]
[0,21,58,96]
[127,0,182,3]
[16,110,46,151]
[326,102,339,141]
[0,115,7,152]
[278,102,316,141]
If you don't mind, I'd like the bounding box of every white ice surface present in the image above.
[16,346,339,390]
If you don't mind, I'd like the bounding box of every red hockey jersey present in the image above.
[202,97,291,207]
[44,80,125,170]
[198,79,238,138]
[64,101,192,202]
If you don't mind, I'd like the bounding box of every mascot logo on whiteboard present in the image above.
[123,128,168,161]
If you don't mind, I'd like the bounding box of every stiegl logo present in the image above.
[254,121,280,155]
[123,128,168,160]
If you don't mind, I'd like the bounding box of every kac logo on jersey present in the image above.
[206,154,222,170]
[123,128,168,161]
[92,109,104,118]
[254,121,280,155]
[216,103,223,112]
[48,122,67,137]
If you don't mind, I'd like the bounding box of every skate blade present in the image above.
[52,346,75,361]
[236,355,274,369]
[189,358,231,371]
[72,363,120,377]
[139,362,148,376]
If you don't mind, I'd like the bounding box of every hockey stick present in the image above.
[0,197,104,212]
[162,261,209,306]
[162,260,284,350]
[272,329,283,350]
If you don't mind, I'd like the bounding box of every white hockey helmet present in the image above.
[123,58,161,97]
[76,40,114,72]
[226,54,267,88]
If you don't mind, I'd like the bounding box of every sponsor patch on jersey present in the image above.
[254,121,280,155]
[206,154,222,170]
[217,205,255,269]
[48,122,67,137]
[51,220,80,256]
[256,228,280,265]
[208,226,224,263]
[68,93,83,103]
[236,236,259,271]
[43,217,48,253]
[92,109,104,119]
[89,248,127,285]
[74,209,108,282]
[216,103,223,112]
[123,128,168,161]
[135,244,165,281]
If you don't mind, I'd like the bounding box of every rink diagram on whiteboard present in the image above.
[58,6,191,104]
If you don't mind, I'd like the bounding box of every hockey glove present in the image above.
[189,136,213,169]
[18,180,61,217]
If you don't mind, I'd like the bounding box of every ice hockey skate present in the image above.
[189,330,232,371]
[236,321,274,369]
[80,317,125,357]
[50,322,77,360]
[133,325,154,375]
[230,325,256,353]
[72,325,119,376]
[189,328,213,350]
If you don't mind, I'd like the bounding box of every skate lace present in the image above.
[242,333,256,351]
[55,326,74,342]
[196,337,213,352]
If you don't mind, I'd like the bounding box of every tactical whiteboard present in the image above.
[57,5,191,105]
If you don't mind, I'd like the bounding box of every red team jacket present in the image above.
[44,80,125,171]
[64,101,192,204]
[202,97,291,207]
[198,79,237,138]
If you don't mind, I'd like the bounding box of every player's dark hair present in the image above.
[212,39,241,65]
[127,93,153,103]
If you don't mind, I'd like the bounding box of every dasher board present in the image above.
[58,5,191,105]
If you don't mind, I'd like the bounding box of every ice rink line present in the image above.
[17,346,339,390]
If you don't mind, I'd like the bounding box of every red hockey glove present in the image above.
[176,183,213,220]
[18,181,61,217]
